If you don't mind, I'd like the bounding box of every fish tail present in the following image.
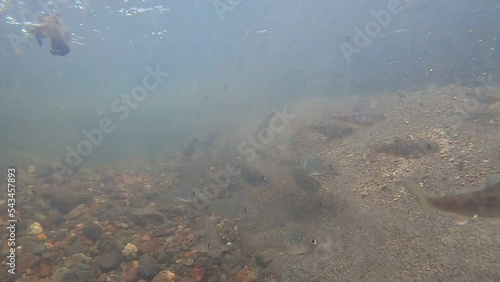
[401,178,434,212]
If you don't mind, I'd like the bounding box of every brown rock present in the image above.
[186,268,205,282]
[130,206,164,226]
[18,253,40,273]
[40,210,62,228]
[138,254,156,266]
[37,263,52,277]
[138,239,161,254]
[82,237,94,246]
[97,273,107,282]
[123,264,140,282]
[151,271,169,282]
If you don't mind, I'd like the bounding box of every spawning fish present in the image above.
[192,215,228,257]
[368,138,439,161]
[401,173,500,224]
[291,168,322,192]
[207,196,258,221]
[332,113,385,126]
[280,152,336,176]
[239,224,322,255]
[308,123,354,140]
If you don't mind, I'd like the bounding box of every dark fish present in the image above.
[240,224,323,255]
[401,173,500,224]
[369,138,439,161]
[280,152,336,176]
[182,138,199,157]
[240,164,267,186]
[308,123,354,140]
[291,168,322,192]
[332,113,385,126]
[31,14,70,56]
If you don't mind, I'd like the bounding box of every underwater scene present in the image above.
[0,0,499,281]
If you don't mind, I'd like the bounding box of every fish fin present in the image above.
[451,214,471,225]
[401,178,434,212]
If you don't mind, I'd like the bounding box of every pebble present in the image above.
[181,243,188,251]
[37,263,52,277]
[18,253,40,273]
[67,204,88,220]
[123,263,140,282]
[83,222,103,241]
[122,243,138,260]
[50,267,70,282]
[139,265,160,280]
[157,252,174,265]
[29,222,43,235]
[152,270,175,282]
[185,258,194,266]
[187,268,205,282]
[63,253,91,268]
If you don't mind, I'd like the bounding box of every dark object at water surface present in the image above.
[32,14,70,56]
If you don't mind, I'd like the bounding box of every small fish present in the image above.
[172,187,202,203]
[182,138,199,157]
[308,123,354,140]
[332,113,385,126]
[291,168,322,192]
[368,138,439,161]
[240,164,267,186]
[159,186,207,209]
[240,225,322,255]
[192,215,229,257]
[207,196,258,221]
[401,173,500,224]
[280,152,335,176]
